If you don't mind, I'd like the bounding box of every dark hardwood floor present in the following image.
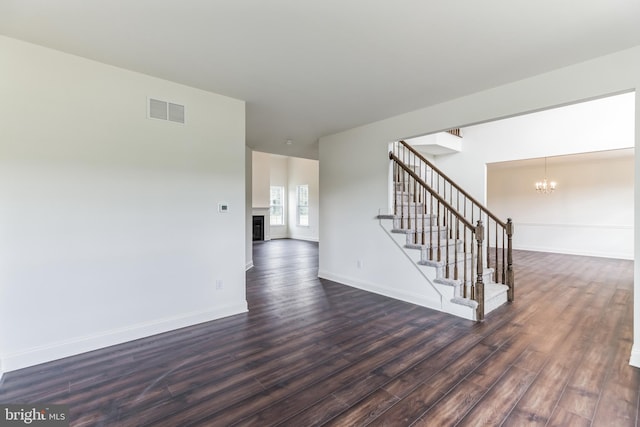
[0,239,637,426]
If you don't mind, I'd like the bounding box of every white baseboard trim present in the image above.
[629,344,640,368]
[318,270,441,311]
[0,302,248,373]
[514,245,633,260]
[287,235,319,242]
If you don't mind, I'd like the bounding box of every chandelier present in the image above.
[535,157,556,194]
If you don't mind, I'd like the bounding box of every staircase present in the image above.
[378,140,514,321]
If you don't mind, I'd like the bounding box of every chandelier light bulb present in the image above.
[535,158,557,194]
[535,178,556,193]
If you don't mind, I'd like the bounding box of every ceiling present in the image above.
[489,148,635,170]
[1,1,640,160]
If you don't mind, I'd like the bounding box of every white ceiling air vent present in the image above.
[168,102,185,123]
[149,98,168,120]
[148,98,185,124]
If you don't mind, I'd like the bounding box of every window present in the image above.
[270,186,284,225]
[297,185,309,226]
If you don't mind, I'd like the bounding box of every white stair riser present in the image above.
[396,227,444,239]
[462,270,498,288]
[393,204,428,214]
[395,199,447,209]
[393,216,437,229]
[485,289,509,313]
[379,210,510,320]
[419,241,463,258]
[436,282,461,300]
[430,260,495,284]
[403,230,451,245]
[394,191,420,202]
[403,246,422,263]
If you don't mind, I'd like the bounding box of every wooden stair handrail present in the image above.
[390,151,487,320]
[390,139,515,320]
[389,152,474,231]
[399,140,506,228]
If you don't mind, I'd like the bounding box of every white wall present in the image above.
[318,45,640,365]
[288,157,320,242]
[246,147,254,270]
[319,137,444,308]
[251,150,271,241]
[488,152,634,259]
[0,36,247,374]
[269,155,289,239]
[444,92,635,259]
[252,151,271,208]
[438,93,635,206]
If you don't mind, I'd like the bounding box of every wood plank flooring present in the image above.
[0,239,637,426]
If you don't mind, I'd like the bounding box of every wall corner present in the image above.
[629,344,640,368]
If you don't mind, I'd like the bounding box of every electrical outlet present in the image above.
[357,260,363,269]
[215,280,223,290]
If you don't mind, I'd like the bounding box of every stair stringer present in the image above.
[378,214,477,320]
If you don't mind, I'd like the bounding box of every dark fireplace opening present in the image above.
[253,215,265,241]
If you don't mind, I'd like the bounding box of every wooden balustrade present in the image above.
[475,220,485,321]
[446,128,462,137]
[389,140,515,319]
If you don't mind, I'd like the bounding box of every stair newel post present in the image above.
[463,227,468,296]
[501,228,506,284]
[475,220,485,321]
[506,218,515,302]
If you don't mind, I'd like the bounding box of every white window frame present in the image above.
[296,185,309,227]
[270,186,285,226]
